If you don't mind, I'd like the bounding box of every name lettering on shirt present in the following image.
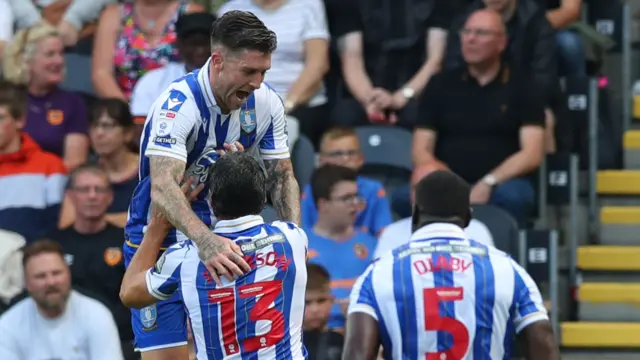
[413,256,473,275]
[240,233,285,253]
[396,243,488,259]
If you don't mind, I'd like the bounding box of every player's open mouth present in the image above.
[236,90,249,101]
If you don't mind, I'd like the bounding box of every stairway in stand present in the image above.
[561,130,640,351]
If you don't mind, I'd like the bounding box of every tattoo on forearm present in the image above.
[149,156,212,245]
[264,159,301,225]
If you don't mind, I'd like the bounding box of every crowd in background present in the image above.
[0,0,605,359]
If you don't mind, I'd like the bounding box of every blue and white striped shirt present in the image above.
[349,223,548,360]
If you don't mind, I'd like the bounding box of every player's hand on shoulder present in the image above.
[149,177,205,230]
[198,233,251,286]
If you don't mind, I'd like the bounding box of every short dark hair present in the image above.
[0,81,27,119]
[414,170,470,222]
[306,263,330,291]
[22,239,65,269]
[210,11,277,54]
[90,98,133,128]
[310,164,358,206]
[66,163,109,190]
[207,152,267,219]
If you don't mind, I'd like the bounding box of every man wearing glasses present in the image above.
[301,126,393,237]
[305,164,378,334]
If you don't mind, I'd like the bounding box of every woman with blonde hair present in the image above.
[3,23,89,170]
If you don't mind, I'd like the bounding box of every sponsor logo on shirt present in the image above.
[159,111,176,119]
[153,136,177,145]
[157,119,174,136]
[161,90,187,112]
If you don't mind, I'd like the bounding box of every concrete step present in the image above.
[600,207,640,245]
[598,171,640,195]
[578,246,640,271]
[623,130,640,170]
[562,322,640,348]
[578,283,640,322]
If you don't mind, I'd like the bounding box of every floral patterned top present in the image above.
[113,0,188,100]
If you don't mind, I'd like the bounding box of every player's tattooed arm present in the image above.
[148,155,213,245]
[264,158,301,225]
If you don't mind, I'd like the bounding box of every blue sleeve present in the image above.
[301,185,317,229]
[145,246,185,301]
[347,265,379,320]
[369,185,393,236]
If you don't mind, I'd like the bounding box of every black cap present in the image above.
[176,12,216,40]
[414,170,470,220]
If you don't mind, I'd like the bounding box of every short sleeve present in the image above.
[144,88,199,162]
[64,92,88,135]
[369,185,393,236]
[348,265,378,321]
[510,260,549,333]
[259,88,290,160]
[416,72,445,130]
[302,0,330,40]
[512,74,545,128]
[0,0,14,43]
[130,73,156,117]
[145,246,184,301]
[327,0,362,38]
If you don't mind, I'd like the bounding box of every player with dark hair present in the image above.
[124,10,301,359]
[121,152,308,359]
[343,170,560,360]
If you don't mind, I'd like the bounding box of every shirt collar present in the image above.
[197,57,218,110]
[410,222,467,241]
[214,215,264,234]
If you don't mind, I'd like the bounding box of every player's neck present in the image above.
[73,216,108,235]
[313,221,354,241]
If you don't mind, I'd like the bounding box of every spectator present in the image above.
[0,230,25,312]
[303,263,343,360]
[375,164,495,259]
[327,0,453,128]
[130,12,214,126]
[301,126,392,237]
[8,0,114,48]
[59,99,139,228]
[218,0,329,148]
[92,0,205,101]
[49,164,133,355]
[444,0,558,153]
[3,23,90,170]
[544,0,584,76]
[0,239,124,359]
[0,81,67,243]
[412,10,545,226]
[0,0,13,66]
[306,165,377,331]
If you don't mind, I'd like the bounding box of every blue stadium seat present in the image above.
[354,126,413,191]
[291,135,315,189]
[471,204,519,256]
[61,54,94,95]
[260,205,279,223]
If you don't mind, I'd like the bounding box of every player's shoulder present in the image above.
[150,75,198,114]
[254,82,284,108]
[269,221,306,238]
[156,241,195,269]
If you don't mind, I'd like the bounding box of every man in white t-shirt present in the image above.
[130,12,214,125]
[375,165,494,259]
[0,239,123,360]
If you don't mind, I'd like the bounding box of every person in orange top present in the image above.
[0,82,67,243]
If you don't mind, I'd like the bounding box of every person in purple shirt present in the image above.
[305,164,378,331]
[3,23,89,170]
[302,126,393,237]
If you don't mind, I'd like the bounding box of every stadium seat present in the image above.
[291,135,315,189]
[261,205,279,223]
[471,204,519,256]
[61,54,94,95]
[354,126,413,191]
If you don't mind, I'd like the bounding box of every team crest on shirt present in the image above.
[354,244,369,259]
[103,247,123,267]
[141,304,158,331]
[47,109,64,125]
[239,107,257,133]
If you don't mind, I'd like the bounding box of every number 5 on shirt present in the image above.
[208,280,285,355]
[423,287,470,360]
